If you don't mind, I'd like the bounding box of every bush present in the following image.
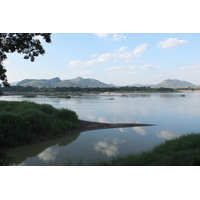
[0,101,79,147]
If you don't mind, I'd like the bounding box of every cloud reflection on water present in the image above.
[156,130,180,140]
[93,138,126,157]
[133,127,148,136]
[38,146,60,162]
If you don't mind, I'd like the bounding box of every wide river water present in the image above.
[1,91,200,165]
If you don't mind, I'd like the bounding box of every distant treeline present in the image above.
[1,85,178,93]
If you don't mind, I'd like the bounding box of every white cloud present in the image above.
[111,34,126,41]
[107,65,137,71]
[85,60,96,65]
[107,66,125,70]
[118,46,128,52]
[94,33,126,41]
[98,53,113,62]
[141,64,152,69]
[93,33,109,38]
[98,44,147,63]
[133,43,148,56]
[116,52,133,62]
[179,65,200,70]
[127,66,137,69]
[68,60,96,68]
[157,38,188,48]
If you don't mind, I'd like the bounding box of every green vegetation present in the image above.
[2,85,177,94]
[23,94,37,98]
[0,101,78,147]
[88,134,200,166]
[0,150,14,166]
[58,95,71,98]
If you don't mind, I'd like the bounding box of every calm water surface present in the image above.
[1,92,200,165]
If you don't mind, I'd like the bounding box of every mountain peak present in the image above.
[153,79,197,88]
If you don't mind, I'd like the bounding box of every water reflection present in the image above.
[38,146,60,162]
[133,127,148,136]
[93,138,126,157]
[2,92,200,165]
[156,130,180,140]
[8,132,80,165]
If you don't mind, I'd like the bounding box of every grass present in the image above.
[88,133,200,166]
[0,101,79,147]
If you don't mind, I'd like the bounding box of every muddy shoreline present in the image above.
[69,119,155,134]
[32,120,154,144]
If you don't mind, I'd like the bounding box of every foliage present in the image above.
[23,94,37,98]
[0,101,78,147]
[0,33,51,89]
[0,150,14,166]
[2,85,176,93]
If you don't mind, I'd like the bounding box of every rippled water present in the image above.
[1,92,200,165]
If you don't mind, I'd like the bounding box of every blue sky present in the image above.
[4,33,200,86]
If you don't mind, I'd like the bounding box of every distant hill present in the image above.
[15,77,199,88]
[17,77,112,88]
[68,77,111,87]
[153,79,197,88]
[17,77,62,87]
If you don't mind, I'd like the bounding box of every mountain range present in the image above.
[16,77,199,88]
[16,77,112,88]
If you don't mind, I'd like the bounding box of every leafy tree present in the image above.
[0,33,51,88]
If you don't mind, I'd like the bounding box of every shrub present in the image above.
[0,101,79,147]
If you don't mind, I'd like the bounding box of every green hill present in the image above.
[68,77,110,87]
[153,79,197,88]
[17,77,111,88]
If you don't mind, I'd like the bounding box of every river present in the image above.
[1,91,200,165]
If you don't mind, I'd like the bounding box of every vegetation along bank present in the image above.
[0,101,79,147]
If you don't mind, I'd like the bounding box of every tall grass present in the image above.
[0,101,79,147]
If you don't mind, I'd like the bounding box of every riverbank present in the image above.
[76,120,154,132]
[0,101,79,147]
[35,120,155,143]
[0,100,154,148]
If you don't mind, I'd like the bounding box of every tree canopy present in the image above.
[0,33,51,88]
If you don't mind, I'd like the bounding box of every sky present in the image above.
[3,33,200,86]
